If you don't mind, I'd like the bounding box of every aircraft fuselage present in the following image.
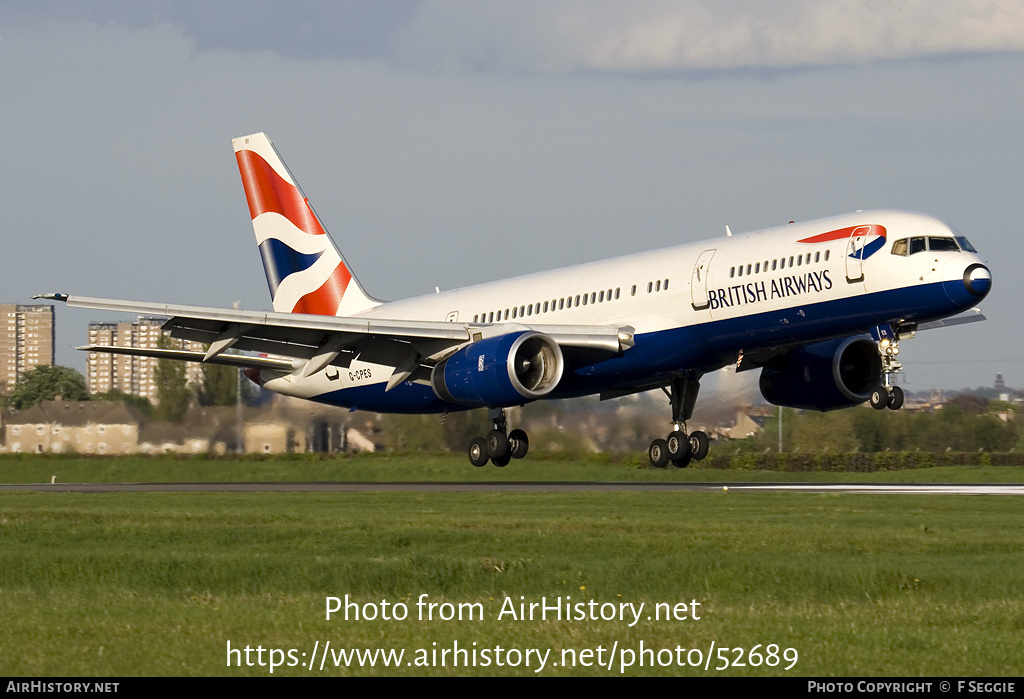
[258,209,990,413]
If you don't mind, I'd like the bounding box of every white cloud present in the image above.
[11,2,1023,72]
[398,0,1024,72]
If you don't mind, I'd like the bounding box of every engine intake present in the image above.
[431,331,564,407]
[759,336,882,411]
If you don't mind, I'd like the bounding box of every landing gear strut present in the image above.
[649,374,710,468]
[870,331,905,411]
[467,408,530,467]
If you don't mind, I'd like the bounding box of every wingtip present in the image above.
[33,293,68,302]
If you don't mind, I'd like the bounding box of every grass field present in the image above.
[2,452,1024,483]
[1,456,1022,676]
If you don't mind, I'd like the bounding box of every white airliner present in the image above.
[38,132,992,467]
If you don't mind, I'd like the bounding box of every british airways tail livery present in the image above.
[234,133,380,317]
[39,132,992,467]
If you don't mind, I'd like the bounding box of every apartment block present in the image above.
[86,317,203,404]
[0,304,55,394]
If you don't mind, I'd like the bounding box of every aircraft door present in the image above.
[845,226,870,283]
[690,249,716,310]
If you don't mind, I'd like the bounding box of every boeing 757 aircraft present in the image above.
[38,132,992,467]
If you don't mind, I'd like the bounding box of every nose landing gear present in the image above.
[869,330,905,411]
[870,383,905,411]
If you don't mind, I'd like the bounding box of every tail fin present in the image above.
[232,132,380,316]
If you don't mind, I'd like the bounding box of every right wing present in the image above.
[913,308,986,331]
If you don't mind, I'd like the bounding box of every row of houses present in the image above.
[6,386,1018,457]
[0,397,381,455]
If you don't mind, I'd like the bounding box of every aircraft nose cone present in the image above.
[943,261,991,307]
[964,263,991,297]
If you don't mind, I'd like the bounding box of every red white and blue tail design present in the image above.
[233,133,379,316]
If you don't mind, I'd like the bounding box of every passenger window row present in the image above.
[473,286,622,324]
[729,250,829,279]
[632,278,671,296]
[470,276,672,323]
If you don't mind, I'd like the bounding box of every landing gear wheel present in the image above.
[492,452,511,467]
[887,385,905,410]
[689,430,710,460]
[508,429,529,459]
[672,451,693,468]
[486,429,509,459]
[666,430,691,461]
[869,386,889,410]
[649,439,671,468]
[468,438,489,467]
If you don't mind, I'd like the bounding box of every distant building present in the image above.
[3,399,143,455]
[86,317,203,403]
[708,409,765,440]
[1,397,372,455]
[0,304,54,395]
[243,420,370,454]
[995,373,1006,391]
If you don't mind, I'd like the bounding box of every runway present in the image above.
[1,481,1023,494]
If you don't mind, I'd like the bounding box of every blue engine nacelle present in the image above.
[431,331,564,407]
[759,336,882,411]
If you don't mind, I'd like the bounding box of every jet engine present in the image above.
[431,331,564,407]
[758,336,882,411]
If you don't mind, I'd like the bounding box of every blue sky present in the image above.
[2,1,1022,391]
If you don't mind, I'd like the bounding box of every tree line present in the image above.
[748,396,1020,454]
[5,363,1020,454]
[2,354,239,421]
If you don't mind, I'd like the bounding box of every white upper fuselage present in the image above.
[359,209,981,338]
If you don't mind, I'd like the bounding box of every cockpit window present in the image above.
[891,239,908,256]
[909,237,926,255]
[928,237,959,252]
[955,236,977,253]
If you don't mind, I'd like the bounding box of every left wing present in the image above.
[39,294,635,387]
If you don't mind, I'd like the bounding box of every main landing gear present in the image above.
[467,408,529,467]
[649,375,710,468]
[869,333,905,411]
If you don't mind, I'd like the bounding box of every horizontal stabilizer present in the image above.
[78,345,297,371]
